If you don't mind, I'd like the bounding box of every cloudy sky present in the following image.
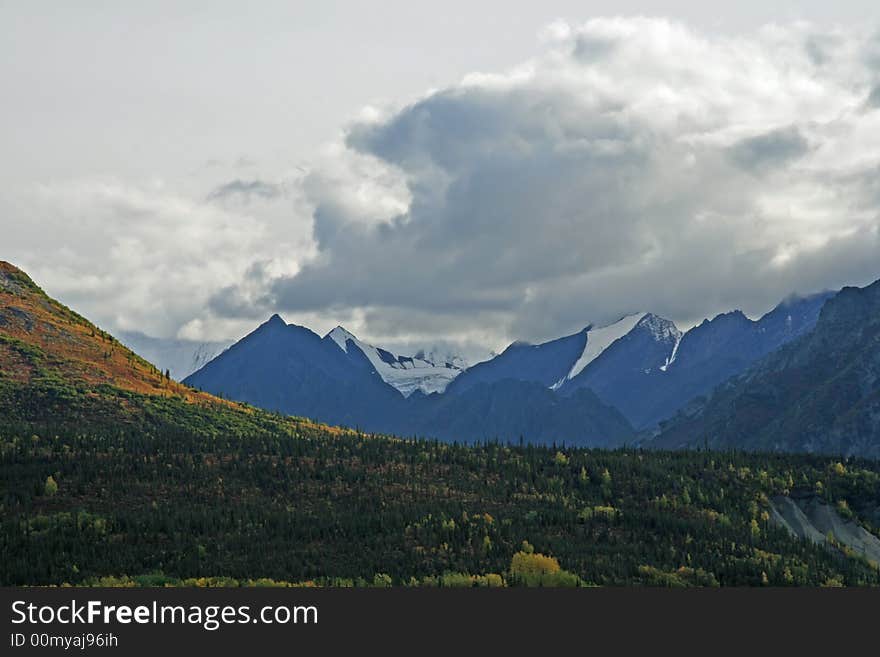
[3,2,880,358]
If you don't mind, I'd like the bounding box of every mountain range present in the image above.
[558,294,832,428]
[183,287,857,450]
[3,258,878,457]
[183,315,635,445]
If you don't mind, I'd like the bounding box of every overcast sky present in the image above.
[2,2,880,358]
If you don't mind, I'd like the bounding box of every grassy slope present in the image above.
[0,261,348,439]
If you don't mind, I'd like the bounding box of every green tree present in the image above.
[750,519,760,539]
[579,467,589,484]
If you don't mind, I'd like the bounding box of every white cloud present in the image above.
[2,176,312,341]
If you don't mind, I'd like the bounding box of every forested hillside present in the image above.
[3,410,880,586]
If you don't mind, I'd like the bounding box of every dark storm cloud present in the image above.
[207,179,281,203]
[728,127,810,172]
[208,260,276,319]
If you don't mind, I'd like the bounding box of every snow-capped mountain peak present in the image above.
[324,327,466,396]
[637,314,683,372]
[638,313,682,343]
[327,326,358,352]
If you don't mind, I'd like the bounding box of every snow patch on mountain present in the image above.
[660,334,682,372]
[551,313,648,389]
[326,326,465,396]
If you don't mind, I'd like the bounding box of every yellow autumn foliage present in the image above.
[510,550,562,578]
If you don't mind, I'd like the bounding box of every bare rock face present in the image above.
[770,495,880,564]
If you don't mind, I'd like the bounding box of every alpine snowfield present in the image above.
[327,326,465,396]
